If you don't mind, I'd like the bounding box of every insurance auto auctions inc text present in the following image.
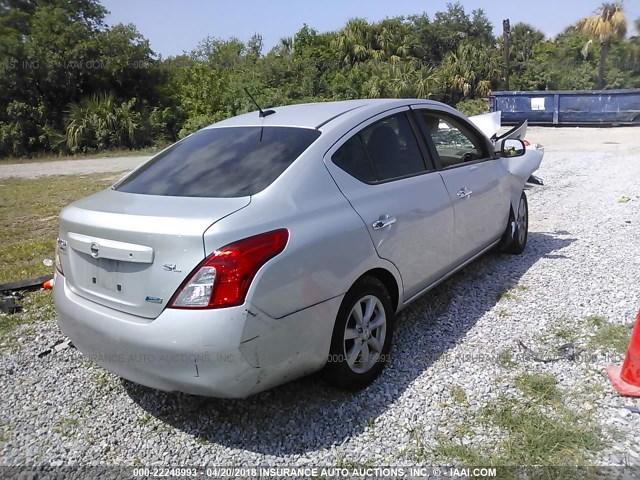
[198,466,497,478]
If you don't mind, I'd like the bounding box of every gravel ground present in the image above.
[1,127,639,468]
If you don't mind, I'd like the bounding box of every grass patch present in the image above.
[586,315,607,328]
[434,373,604,468]
[407,425,428,462]
[589,323,633,354]
[553,326,577,342]
[0,290,54,345]
[0,174,117,284]
[336,453,374,469]
[479,399,602,465]
[496,284,528,303]
[451,386,468,405]
[497,349,515,368]
[0,423,9,443]
[514,373,562,403]
[52,417,79,436]
[434,442,494,466]
[91,370,121,394]
[496,290,515,302]
[137,412,154,427]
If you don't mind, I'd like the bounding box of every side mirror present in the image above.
[501,138,526,158]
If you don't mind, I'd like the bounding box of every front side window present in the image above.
[332,113,426,183]
[420,112,488,168]
[116,127,320,198]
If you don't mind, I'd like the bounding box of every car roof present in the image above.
[208,98,451,130]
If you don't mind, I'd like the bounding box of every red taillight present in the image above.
[168,229,289,309]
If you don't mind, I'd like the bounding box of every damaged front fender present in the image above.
[502,145,545,212]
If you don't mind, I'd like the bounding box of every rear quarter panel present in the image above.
[204,140,400,320]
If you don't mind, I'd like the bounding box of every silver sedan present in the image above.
[54,99,543,398]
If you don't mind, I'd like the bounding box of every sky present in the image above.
[101,0,640,58]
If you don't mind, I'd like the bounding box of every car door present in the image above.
[323,108,454,300]
[414,108,511,266]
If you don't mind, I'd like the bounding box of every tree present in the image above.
[332,18,375,66]
[504,23,545,75]
[429,3,495,61]
[0,0,162,155]
[578,3,627,88]
[436,41,499,104]
[632,18,640,46]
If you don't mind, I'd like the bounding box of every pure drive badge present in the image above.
[145,296,163,304]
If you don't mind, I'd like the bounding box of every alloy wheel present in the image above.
[343,295,387,374]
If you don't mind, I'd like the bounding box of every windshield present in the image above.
[115,126,321,198]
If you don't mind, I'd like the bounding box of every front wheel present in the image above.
[324,276,394,390]
[508,192,528,254]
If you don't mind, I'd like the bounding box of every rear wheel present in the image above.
[325,276,394,390]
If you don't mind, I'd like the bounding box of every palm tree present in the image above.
[275,37,294,56]
[436,42,499,104]
[578,3,627,89]
[333,18,374,65]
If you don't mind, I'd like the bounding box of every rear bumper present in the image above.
[54,273,340,398]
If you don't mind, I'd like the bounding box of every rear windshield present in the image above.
[115,126,321,197]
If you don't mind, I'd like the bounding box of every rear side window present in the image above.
[332,113,427,183]
[116,127,320,197]
[332,135,376,183]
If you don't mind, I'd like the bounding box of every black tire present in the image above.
[324,276,394,391]
[507,191,528,254]
[497,191,529,255]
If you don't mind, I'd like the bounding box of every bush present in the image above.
[150,107,181,143]
[0,102,62,157]
[64,93,153,152]
[177,114,224,139]
[455,98,490,116]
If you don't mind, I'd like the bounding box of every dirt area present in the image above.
[0,155,151,179]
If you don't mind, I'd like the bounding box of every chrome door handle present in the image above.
[372,217,397,230]
[457,187,473,199]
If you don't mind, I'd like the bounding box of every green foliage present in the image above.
[0,0,160,156]
[435,374,604,468]
[64,93,151,152]
[588,322,633,354]
[456,98,489,116]
[437,41,499,104]
[0,0,639,158]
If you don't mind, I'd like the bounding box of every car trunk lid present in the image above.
[58,189,250,319]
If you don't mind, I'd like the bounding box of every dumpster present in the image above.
[490,89,640,126]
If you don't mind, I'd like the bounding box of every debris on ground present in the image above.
[0,275,53,294]
[0,296,22,314]
[517,339,580,363]
[601,404,640,414]
[38,339,74,358]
